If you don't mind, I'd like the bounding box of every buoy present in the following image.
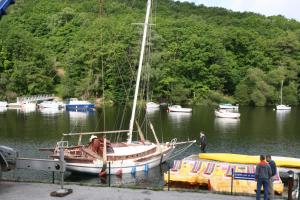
[208,179,211,190]
[99,170,107,177]
[144,164,149,173]
[116,169,122,177]
[131,166,136,175]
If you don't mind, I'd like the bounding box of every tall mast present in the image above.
[128,0,152,144]
[280,80,283,105]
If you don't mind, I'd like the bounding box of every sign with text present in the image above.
[234,172,256,181]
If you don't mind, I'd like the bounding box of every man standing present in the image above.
[256,155,272,200]
[199,131,206,153]
[266,155,277,200]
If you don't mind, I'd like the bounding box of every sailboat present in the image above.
[276,80,291,110]
[44,0,195,175]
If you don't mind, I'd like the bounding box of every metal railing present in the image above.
[16,94,55,103]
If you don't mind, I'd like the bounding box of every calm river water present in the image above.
[0,106,299,187]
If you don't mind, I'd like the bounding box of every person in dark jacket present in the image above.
[256,155,272,200]
[199,132,206,153]
[266,155,277,200]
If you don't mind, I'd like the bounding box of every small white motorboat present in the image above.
[146,102,160,109]
[215,109,240,119]
[39,100,64,109]
[219,103,239,110]
[168,105,192,113]
[276,104,291,110]
[0,101,7,107]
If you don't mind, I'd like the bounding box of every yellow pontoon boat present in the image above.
[199,153,300,169]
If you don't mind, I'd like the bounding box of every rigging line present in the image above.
[101,43,105,131]
[111,51,134,126]
[99,0,105,131]
[168,142,195,160]
[160,105,164,141]
[114,51,134,102]
[154,0,158,26]
[109,48,136,142]
[114,33,144,136]
[145,1,154,103]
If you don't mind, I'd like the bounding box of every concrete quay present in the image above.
[0,181,255,200]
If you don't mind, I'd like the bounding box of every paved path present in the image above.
[0,181,254,200]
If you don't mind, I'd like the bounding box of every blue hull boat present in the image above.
[66,98,95,111]
[66,104,95,110]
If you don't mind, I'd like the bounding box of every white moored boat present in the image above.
[276,104,291,110]
[146,102,160,110]
[168,105,192,113]
[39,100,64,109]
[65,98,95,111]
[44,0,195,175]
[219,103,239,110]
[276,80,291,110]
[53,137,176,174]
[215,109,240,119]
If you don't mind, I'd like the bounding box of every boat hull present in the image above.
[169,109,192,113]
[167,105,192,113]
[276,105,291,110]
[66,104,95,111]
[215,110,240,119]
[65,147,174,174]
[39,101,64,109]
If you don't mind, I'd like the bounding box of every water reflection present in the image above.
[0,107,7,113]
[69,110,91,118]
[276,110,291,132]
[214,117,240,133]
[20,107,36,114]
[167,112,192,129]
[276,110,291,122]
[168,112,192,121]
[145,108,160,116]
[39,108,64,116]
[69,110,95,126]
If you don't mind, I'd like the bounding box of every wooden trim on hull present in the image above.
[50,156,94,163]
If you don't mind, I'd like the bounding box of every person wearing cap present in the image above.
[89,135,97,142]
[199,131,206,153]
[89,135,102,154]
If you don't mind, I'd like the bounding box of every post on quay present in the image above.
[288,171,294,200]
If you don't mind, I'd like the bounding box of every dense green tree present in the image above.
[0,0,300,106]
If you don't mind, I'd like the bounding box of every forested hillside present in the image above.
[0,0,300,106]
